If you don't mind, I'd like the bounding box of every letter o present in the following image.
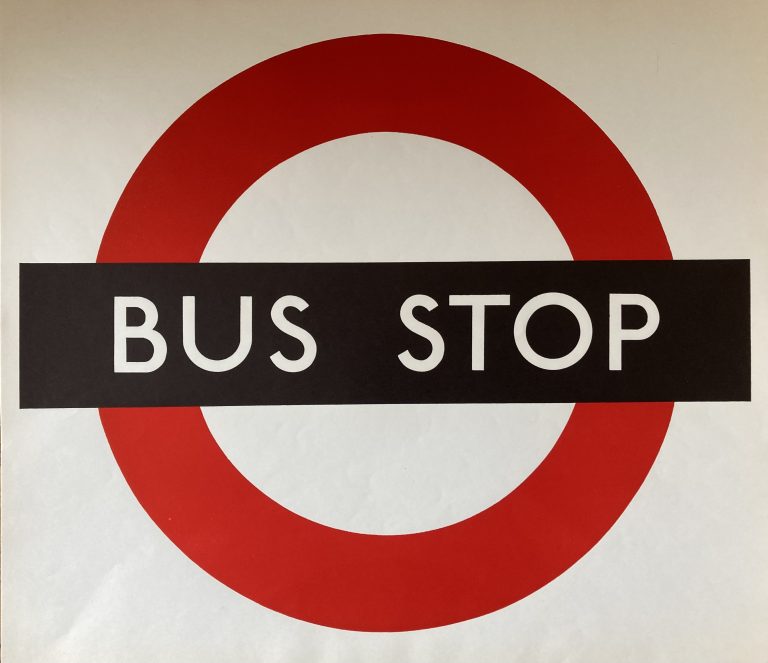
[514,292,593,370]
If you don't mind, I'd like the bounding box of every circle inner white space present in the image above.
[201,132,573,535]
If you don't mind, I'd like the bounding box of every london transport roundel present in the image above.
[93,35,677,631]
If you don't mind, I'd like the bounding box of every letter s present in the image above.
[398,294,444,372]
[270,295,317,372]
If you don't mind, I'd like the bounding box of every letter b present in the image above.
[114,297,167,373]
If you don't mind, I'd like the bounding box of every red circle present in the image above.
[97,35,673,631]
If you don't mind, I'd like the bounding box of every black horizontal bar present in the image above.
[19,260,750,408]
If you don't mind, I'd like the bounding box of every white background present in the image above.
[2,1,767,661]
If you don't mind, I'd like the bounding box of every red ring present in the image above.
[97,34,673,631]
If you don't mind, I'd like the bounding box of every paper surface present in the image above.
[2,1,767,661]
